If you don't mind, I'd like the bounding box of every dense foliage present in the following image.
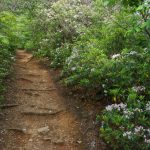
[0,0,150,149]
[0,12,17,101]
[0,9,28,101]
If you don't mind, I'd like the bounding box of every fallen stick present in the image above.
[17,78,33,83]
[21,88,56,92]
[25,56,34,64]
[21,110,63,116]
[0,104,19,109]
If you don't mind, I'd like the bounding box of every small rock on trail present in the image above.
[38,126,49,135]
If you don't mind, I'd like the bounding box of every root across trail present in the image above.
[0,50,87,150]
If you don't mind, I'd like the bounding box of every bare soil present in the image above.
[0,50,107,150]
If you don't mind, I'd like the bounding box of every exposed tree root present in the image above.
[7,128,27,134]
[16,73,41,77]
[0,104,19,109]
[21,110,63,116]
[21,88,56,92]
[17,78,33,83]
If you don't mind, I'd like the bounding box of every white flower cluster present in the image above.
[134,108,143,112]
[66,48,79,66]
[128,51,138,55]
[105,103,127,111]
[132,86,146,93]
[71,67,76,71]
[123,110,134,119]
[123,131,132,139]
[111,53,121,59]
[11,56,15,61]
[145,139,150,144]
[146,101,150,111]
[101,121,104,128]
[124,50,143,58]
[122,127,150,142]
[39,0,92,34]
[42,39,49,42]
[134,126,145,134]
[91,68,95,72]
[105,102,149,119]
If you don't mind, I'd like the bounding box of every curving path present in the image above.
[0,50,86,150]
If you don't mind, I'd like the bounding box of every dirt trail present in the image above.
[0,50,87,150]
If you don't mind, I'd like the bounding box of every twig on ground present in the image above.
[25,56,34,64]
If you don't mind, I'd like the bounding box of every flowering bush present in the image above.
[102,48,150,100]
[63,43,150,100]
[28,0,93,67]
[59,2,150,148]
[98,99,150,149]
[63,42,108,87]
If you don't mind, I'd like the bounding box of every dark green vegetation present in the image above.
[0,0,150,149]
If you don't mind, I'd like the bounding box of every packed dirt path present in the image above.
[0,50,87,150]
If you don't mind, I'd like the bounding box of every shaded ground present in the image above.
[0,50,107,150]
